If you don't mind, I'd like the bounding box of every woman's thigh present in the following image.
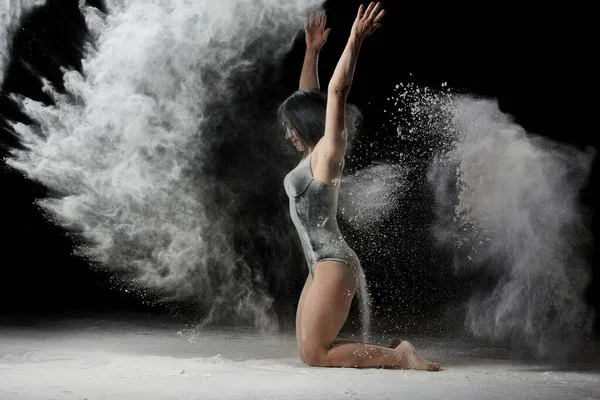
[296,273,313,359]
[300,261,357,360]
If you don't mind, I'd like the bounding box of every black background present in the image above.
[1,1,597,336]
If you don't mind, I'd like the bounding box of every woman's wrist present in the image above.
[347,34,363,48]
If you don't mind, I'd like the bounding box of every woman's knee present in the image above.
[297,342,306,363]
[302,344,328,367]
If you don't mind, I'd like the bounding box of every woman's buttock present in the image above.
[312,259,359,282]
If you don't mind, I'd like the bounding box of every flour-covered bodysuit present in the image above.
[284,152,360,277]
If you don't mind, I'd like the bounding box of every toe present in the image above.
[428,362,441,371]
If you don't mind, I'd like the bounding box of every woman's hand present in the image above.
[304,11,332,51]
[351,2,385,41]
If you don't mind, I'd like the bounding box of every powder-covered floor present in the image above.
[0,315,598,400]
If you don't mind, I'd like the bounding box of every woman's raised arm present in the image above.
[299,11,331,90]
[324,2,385,153]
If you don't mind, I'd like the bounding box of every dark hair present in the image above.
[277,89,363,154]
[277,89,328,151]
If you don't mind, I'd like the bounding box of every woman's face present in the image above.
[284,122,305,152]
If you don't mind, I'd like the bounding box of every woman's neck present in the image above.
[303,147,314,159]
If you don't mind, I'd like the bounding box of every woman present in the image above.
[280,3,440,370]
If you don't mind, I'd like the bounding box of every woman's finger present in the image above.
[369,2,381,19]
[320,12,327,29]
[373,9,385,23]
[363,2,375,19]
[309,12,314,28]
[357,3,364,19]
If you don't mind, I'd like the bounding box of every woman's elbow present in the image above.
[327,84,349,98]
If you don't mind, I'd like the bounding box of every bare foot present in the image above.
[388,338,403,349]
[396,341,440,371]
